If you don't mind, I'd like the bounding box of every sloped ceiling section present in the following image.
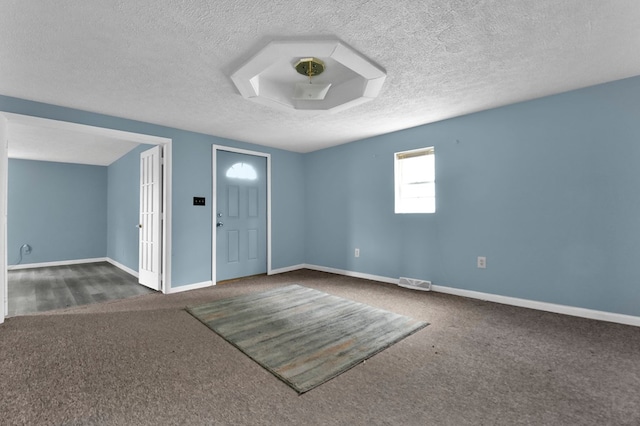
[1,1,639,153]
[8,121,139,166]
[4,114,145,166]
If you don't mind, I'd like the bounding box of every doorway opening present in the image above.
[0,113,172,320]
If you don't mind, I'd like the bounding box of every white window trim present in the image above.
[394,146,435,214]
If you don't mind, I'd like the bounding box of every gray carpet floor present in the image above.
[0,269,638,425]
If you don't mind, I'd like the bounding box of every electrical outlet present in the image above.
[355,248,360,258]
[477,256,486,269]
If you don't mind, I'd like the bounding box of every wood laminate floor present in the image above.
[7,262,155,317]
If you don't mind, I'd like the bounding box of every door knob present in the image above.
[216,222,224,228]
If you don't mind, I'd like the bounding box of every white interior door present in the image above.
[139,145,162,290]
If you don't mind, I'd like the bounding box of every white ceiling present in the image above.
[4,114,140,166]
[2,113,170,166]
[1,1,640,155]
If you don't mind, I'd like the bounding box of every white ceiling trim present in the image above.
[231,39,386,112]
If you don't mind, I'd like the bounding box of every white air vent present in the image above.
[398,277,432,291]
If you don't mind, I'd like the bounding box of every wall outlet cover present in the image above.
[477,256,487,268]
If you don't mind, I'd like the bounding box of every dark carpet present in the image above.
[1,269,639,425]
[187,284,428,393]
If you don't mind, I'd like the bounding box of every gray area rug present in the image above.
[187,284,428,393]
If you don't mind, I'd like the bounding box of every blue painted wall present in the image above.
[106,144,153,272]
[4,75,640,316]
[8,159,108,265]
[305,76,640,317]
[272,149,306,267]
[0,95,306,287]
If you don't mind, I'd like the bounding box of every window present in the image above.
[394,147,435,214]
[226,162,257,180]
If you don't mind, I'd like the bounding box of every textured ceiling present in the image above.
[1,1,640,154]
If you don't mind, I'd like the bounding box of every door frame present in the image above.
[212,145,272,284]
[0,115,7,323]
[0,113,173,322]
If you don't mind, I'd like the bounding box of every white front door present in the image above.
[139,145,162,290]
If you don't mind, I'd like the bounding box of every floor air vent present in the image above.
[398,277,432,291]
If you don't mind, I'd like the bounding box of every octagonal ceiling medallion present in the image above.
[230,39,386,113]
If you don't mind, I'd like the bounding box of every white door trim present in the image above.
[0,115,8,323]
[212,145,272,284]
[160,140,172,294]
[0,112,173,322]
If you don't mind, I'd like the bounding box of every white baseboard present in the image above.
[168,280,213,294]
[105,258,139,278]
[302,264,640,327]
[304,264,398,285]
[269,264,306,275]
[7,257,108,270]
[430,284,640,327]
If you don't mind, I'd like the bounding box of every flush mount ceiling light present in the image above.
[294,57,325,77]
[293,57,332,101]
[230,39,386,113]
